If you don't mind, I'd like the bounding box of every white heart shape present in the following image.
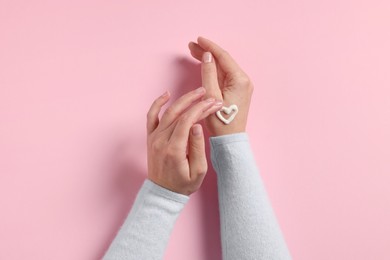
[216,104,239,125]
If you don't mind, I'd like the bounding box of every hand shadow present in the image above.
[171,56,222,260]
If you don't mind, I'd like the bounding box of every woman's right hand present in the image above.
[146,87,223,195]
[188,37,254,136]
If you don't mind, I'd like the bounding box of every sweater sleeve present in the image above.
[210,132,291,260]
[102,179,189,260]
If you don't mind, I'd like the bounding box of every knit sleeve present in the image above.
[210,132,291,260]
[102,179,189,260]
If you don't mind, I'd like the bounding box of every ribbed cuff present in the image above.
[143,179,189,204]
[209,132,249,147]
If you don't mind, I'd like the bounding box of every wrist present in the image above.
[205,110,248,136]
[206,121,246,137]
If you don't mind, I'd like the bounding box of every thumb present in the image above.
[201,52,223,101]
[188,124,208,189]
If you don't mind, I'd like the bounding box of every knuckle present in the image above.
[193,162,208,177]
[150,141,162,153]
[199,161,208,175]
[236,74,253,90]
[189,141,203,153]
[179,113,192,124]
[164,106,177,118]
[205,93,218,101]
[203,65,215,74]
[197,167,207,176]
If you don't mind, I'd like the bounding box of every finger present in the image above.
[201,51,223,100]
[199,100,223,121]
[158,86,206,131]
[169,98,222,148]
[188,124,207,188]
[188,41,204,61]
[197,36,242,75]
[146,90,171,134]
[189,42,226,91]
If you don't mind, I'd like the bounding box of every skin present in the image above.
[146,87,223,195]
[189,36,254,136]
[147,37,254,195]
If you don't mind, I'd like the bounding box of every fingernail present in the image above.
[214,100,223,106]
[195,86,205,93]
[205,98,215,103]
[203,52,212,63]
[192,124,202,136]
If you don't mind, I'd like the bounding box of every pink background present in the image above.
[1,0,389,259]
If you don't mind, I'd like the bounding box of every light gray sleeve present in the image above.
[102,179,189,260]
[210,132,291,260]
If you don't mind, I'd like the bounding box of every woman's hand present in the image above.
[188,37,254,136]
[146,87,223,195]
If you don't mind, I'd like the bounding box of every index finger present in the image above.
[169,98,222,150]
[197,36,242,75]
[201,52,223,100]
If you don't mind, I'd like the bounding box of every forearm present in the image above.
[210,133,291,260]
[103,179,189,260]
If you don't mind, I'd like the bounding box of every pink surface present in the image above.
[1,1,389,259]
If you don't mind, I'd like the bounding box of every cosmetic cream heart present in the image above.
[216,104,239,125]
